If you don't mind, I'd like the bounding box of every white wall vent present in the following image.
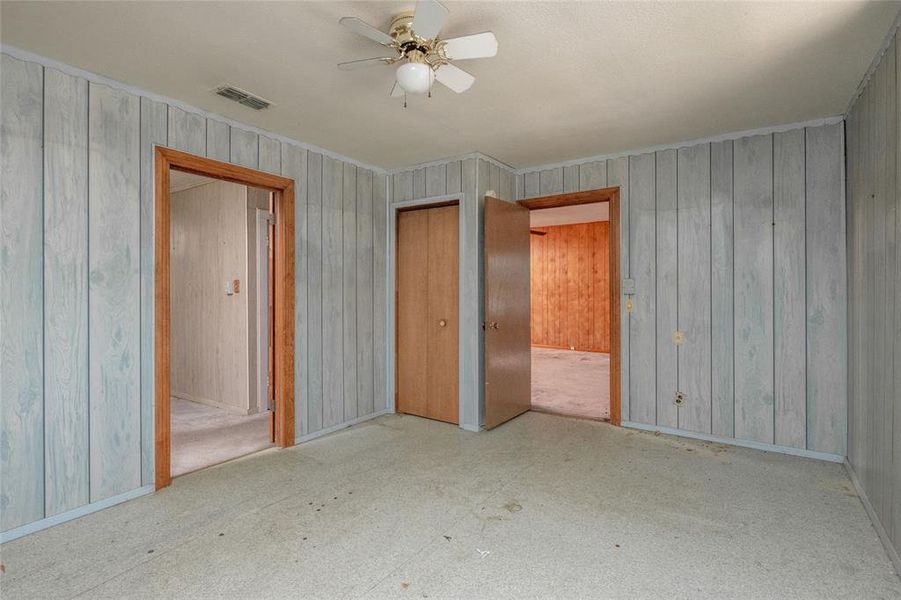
[213,84,273,110]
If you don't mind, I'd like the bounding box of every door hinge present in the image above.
[266,212,276,225]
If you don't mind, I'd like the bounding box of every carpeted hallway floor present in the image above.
[171,397,273,477]
[531,347,610,420]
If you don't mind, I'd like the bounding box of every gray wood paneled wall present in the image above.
[846,29,901,569]
[0,52,388,534]
[516,123,847,457]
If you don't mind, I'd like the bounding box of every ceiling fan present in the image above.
[337,0,498,101]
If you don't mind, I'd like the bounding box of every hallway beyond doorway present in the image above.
[530,347,610,421]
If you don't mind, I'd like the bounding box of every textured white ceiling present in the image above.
[2,1,897,169]
[530,204,608,227]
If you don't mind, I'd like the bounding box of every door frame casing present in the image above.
[154,146,295,490]
[518,186,622,426]
[387,194,480,431]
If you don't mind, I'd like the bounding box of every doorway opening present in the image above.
[168,172,274,477]
[154,147,295,490]
[519,188,621,426]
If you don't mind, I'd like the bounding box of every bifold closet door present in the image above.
[396,205,459,424]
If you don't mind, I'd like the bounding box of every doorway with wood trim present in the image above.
[483,188,621,428]
[154,147,295,490]
[395,200,460,425]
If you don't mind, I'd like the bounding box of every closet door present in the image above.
[427,205,459,423]
[396,204,459,424]
[396,209,429,418]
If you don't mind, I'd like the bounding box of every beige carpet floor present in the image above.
[531,347,610,420]
[171,397,273,477]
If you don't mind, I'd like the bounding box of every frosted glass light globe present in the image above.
[396,62,434,95]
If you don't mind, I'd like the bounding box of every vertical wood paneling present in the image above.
[356,169,374,417]
[1,55,44,531]
[88,83,141,501]
[489,162,500,196]
[446,160,462,194]
[563,165,579,193]
[628,153,656,424]
[306,153,324,432]
[710,140,734,438]
[229,127,258,169]
[655,149,678,429]
[372,174,388,411]
[393,171,413,202]
[880,41,896,538]
[280,143,308,435]
[773,130,807,448]
[1,52,393,534]
[426,164,447,197]
[529,223,610,352]
[608,156,630,422]
[846,32,900,564]
[342,164,357,421]
[43,68,89,516]
[733,134,774,444]
[806,123,846,455]
[413,167,425,198]
[539,167,563,196]
[259,135,281,174]
[893,32,900,552]
[883,32,901,548]
[676,144,711,434]
[880,52,894,527]
[579,161,607,191]
[461,157,480,428]
[322,157,344,427]
[139,98,167,485]
[524,171,539,198]
[167,106,205,155]
[205,119,229,162]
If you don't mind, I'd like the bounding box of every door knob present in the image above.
[438,319,447,327]
[489,322,499,330]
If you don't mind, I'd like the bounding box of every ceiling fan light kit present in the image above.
[338,0,497,104]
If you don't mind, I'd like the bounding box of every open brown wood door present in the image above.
[484,196,531,429]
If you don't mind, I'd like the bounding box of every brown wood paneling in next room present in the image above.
[530,221,610,353]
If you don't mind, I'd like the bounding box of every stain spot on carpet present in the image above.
[504,501,523,513]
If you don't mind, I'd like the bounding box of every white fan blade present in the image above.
[435,63,475,93]
[338,57,395,71]
[412,0,449,40]
[443,32,498,60]
[390,82,405,97]
[339,17,394,46]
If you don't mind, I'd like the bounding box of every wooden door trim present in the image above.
[517,188,618,210]
[518,186,622,426]
[154,146,295,490]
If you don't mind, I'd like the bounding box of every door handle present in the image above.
[438,319,447,327]
[489,322,499,330]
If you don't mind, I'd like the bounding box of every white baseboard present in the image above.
[844,460,901,576]
[295,409,391,443]
[1,485,154,544]
[622,421,845,463]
